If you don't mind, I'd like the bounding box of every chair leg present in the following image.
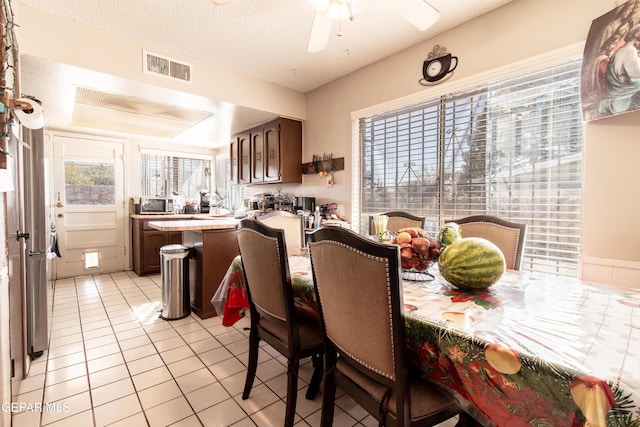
[284,357,300,427]
[242,328,260,400]
[455,411,483,427]
[320,363,336,427]
[305,353,323,400]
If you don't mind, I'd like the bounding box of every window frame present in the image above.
[350,44,585,277]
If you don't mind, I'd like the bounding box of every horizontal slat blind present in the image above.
[141,153,211,200]
[359,58,583,277]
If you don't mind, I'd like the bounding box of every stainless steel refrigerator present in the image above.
[21,126,49,358]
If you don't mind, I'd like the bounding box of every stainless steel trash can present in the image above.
[160,244,191,320]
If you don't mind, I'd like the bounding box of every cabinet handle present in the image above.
[269,149,275,159]
[243,155,249,164]
[256,152,262,161]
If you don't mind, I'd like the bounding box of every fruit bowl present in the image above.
[391,227,441,282]
[401,257,436,282]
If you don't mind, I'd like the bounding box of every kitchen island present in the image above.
[148,218,241,319]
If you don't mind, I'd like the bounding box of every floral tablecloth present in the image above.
[211,254,317,326]
[213,254,640,427]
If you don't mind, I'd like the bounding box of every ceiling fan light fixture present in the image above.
[310,0,331,12]
[311,0,363,19]
[326,2,349,19]
[394,0,440,31]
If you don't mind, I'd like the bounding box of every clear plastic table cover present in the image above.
[218,254,640,426]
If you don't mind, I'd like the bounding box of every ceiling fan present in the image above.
[307,0,440,53]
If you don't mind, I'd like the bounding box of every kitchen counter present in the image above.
[130,213,232,220]
[147,218,240,232]
[144,217,241,320]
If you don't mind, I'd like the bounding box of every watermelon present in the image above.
[437,237,506,289]
[438,222,462,248]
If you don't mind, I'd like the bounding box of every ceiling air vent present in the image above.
[143,50,192,83]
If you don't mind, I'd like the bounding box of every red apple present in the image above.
[403,228,419,238]
[411,237,430,255]
[400,247,414,259]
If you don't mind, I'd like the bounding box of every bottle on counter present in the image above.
[314,206,322,229]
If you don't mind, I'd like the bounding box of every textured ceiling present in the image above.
[16,0,512,93]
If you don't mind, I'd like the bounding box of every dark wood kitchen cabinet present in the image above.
[189,228,240,319]
[230,117,302,185]
[132,217,183,275]
[230,137,239,182]
[238,132,251,185]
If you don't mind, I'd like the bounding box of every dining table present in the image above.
[212,252,640,427]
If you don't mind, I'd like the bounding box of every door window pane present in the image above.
[64,161,115,205]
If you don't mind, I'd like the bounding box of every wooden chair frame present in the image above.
[236,219,323,427]
[368,211,426,236]
[308,226,463,427]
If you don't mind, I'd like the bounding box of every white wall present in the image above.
[302,0,640,285]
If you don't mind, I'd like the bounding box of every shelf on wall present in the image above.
[302,157,344,174]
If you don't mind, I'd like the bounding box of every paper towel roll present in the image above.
[14,98,44,129]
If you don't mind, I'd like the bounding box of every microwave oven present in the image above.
[135,197,174,214]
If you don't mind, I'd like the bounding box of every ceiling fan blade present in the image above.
[307,9,333,53]
[393,0,440,31]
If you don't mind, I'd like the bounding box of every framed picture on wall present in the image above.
[581,0,640,121]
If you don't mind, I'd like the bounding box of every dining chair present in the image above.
[369,211,426,235]
[307,226,465,427]
[236,219,323,427]
[257,210,304,255]
[445,215,527,270]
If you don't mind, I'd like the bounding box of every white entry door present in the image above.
[53,134,126,278]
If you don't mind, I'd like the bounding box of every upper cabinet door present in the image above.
[263,122,280,182]
[251,130,264,182]
[229,117,301,186]
[238,132,251,184]
[230,137,239,183]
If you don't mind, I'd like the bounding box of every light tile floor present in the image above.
[11,271,460,427]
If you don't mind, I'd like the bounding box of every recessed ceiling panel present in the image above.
[71,86,213,137]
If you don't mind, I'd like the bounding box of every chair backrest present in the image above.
[308,226,406,391]
[258,211,304,255]
[236,218,295,324]
[369,211,425,235]
[446,215,527,270]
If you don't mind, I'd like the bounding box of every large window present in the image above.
[358,58,583,277]
[140,152,211,200]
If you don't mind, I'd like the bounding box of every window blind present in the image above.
[140,153,211,200]
[358,58,583,277]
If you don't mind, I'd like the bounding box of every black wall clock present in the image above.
[419,45,458,86]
